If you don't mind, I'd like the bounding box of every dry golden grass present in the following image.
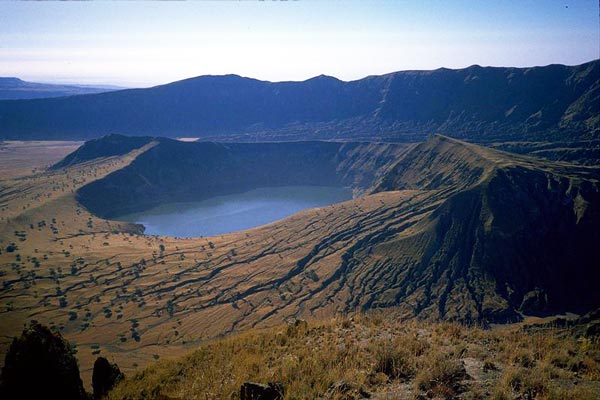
[106,316,600,400]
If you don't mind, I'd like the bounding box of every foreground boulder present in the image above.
[0,322,87,400]
[92,357,124,399]
[240,382,284,400]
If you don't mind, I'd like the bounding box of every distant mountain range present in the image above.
[0,77,120,100]
[0,60,598,141]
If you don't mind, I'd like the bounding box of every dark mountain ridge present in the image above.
[1,60,598,142]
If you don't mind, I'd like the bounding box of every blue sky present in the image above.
[1,1,598,87]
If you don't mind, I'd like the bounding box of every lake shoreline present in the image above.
[117,185,352,238]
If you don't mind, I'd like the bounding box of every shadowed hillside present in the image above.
[0,60,597,141]
[369,136,600,321]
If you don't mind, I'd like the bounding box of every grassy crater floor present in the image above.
[107,315,600,400]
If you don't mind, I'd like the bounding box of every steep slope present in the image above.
[0,60,597,141]
[50,134,154,170]
[375,135,499,192]
[366,136,600,321]
[0,77,117,100]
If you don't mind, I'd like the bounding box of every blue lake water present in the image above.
[119,186,352,238]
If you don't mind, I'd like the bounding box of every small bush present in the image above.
[415,353,467,398]
[373,343,413,380]
[0,322,87,399]
[497,367,547,399]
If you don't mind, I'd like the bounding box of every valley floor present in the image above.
[0,140,82,179]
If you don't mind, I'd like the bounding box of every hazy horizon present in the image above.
[1,1,599,87]
[4,57,600,90]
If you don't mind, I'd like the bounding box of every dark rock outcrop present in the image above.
[92,357,124,399]
[240,382,284,400]
[0,322,87,400]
